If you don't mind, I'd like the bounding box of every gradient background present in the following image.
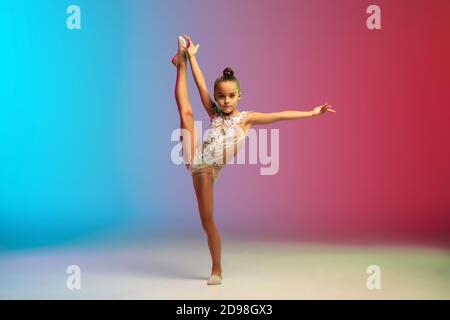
[1,0,449,250]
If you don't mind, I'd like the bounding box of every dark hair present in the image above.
[213,67,241,95]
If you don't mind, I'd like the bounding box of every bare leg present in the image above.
[192,170,222,279]
[173,41,198,164]
[173,40,221,282]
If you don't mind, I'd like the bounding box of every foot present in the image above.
[171,53,179,67]
[207,274,223,285]
[178,35,187,53]
[171,36,187,67]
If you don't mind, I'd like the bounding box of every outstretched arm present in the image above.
[246,104,336,126]
[181,34,216,118]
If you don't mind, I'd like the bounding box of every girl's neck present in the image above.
[223,109,240,117]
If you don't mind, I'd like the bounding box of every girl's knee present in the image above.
[201,219,216,232]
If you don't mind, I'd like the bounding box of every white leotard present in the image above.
[190,110,252,176]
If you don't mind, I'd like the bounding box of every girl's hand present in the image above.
[180,34,200,58]
[312,103,336,116]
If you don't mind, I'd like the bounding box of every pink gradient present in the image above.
[172,0,450,246]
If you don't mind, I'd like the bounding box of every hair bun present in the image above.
[223,67,234,78]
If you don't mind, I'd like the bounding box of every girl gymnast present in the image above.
[172,34,335,285]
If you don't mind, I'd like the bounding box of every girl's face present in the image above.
[214,81,241,114]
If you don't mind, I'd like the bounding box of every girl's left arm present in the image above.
[182,35,216,118]
[246,103,336,126]
[188,55,216,117]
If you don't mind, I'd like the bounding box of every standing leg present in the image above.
[192,169,223,282]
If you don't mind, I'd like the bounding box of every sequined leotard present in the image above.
[188,110,252,182]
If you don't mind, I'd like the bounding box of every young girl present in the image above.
[172,34,335,285]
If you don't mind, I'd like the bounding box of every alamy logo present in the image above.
[66,5,81,30]
[366,5,381,30]
[170,121,280,176]
[66,265,81,290]
[366,265,382,290]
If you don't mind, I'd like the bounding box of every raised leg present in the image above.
[173,43,199,165]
